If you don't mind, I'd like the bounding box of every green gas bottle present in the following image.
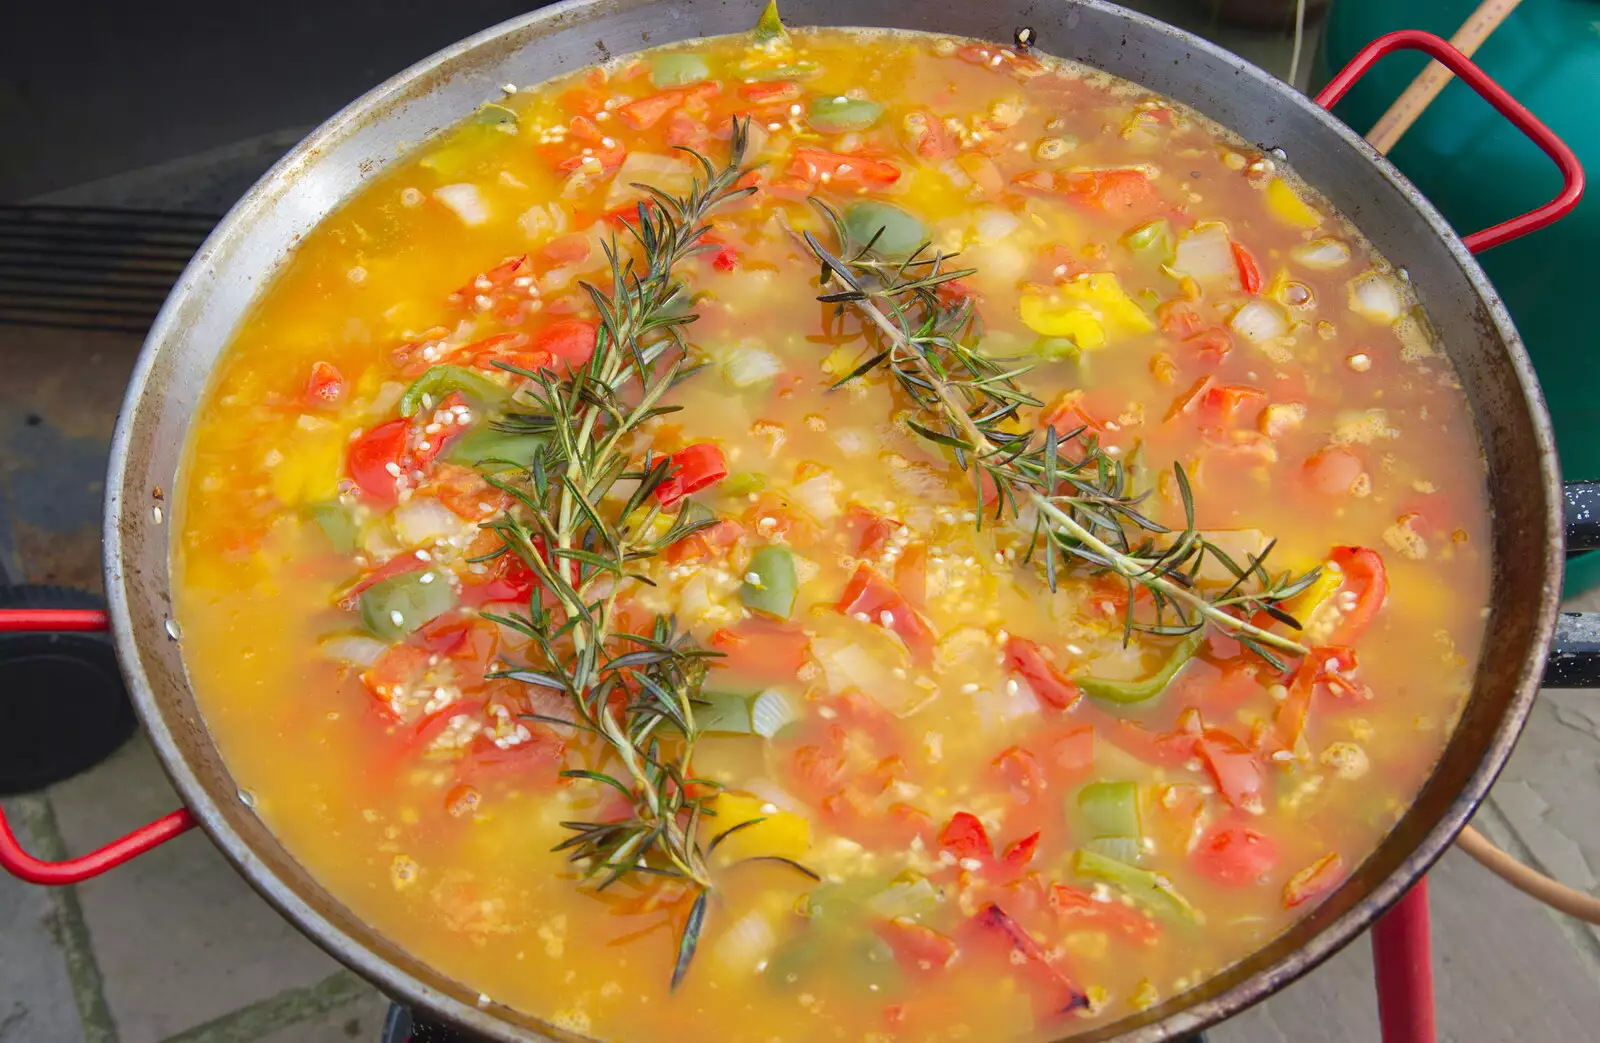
[1315,0,1599,592]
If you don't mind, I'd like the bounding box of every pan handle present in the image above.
[0,608,197,884]
[1542,483,1600,688]
[1314,29,1585,253]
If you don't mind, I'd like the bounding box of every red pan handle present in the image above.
[1314,29,1585,254]
[0,608,196,884]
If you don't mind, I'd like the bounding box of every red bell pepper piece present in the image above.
[739,80,802,105]
[992,744,1045,803]
[707,619,810,682]
[1231,240,1262,294]
[875,919,959,974]
[938,811,993,863]
[971,903,1090,1016]
[836,564,936,665]
[532,319,599,370]
[1002,831,1042,869]
[1197,729,1265,812]
[1200,384,1266,429]
[1048,884,1161,946]
[1274,645,1368,752]
[1061,168,1156,214]
[844,504,904,556]
[1002,636,1082,710]
[787,149,902,188]
[616,82,721,130]
[1327,546,1388,644]
[347,418,412,505]
[1193,820,1279,885]
[655,442,728,507]
[1283,852,1345,908]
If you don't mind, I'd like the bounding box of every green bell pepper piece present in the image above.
[843,201,926,260]
[399,365,508,418]
[741,545,798,620]
[1077,780,1141,841]
[694,690,757,734]
[445,426,546,470]
[807,96,883,133]
[1072,848,1197,921]
[1076,629,1204,705]
[744,61,820,82]
[753,0,789,42]
[1032,336,1082,361]
[1122,218,1175,263]
[306,501,359,555]
[722,471,768,497]
[359,568,458,640]
[650,52,711,88]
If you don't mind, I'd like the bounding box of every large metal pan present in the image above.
[0,2,1590,1041]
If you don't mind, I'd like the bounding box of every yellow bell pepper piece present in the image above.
[270,431,345,505]
[1020,273,1153,349]
[703,791,812,867]
[1266,178,1322,230]
[1284,559,1342,622]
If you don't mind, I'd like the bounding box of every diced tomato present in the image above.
[1164,375,1214,424]
[360,643,433,705]
[993,745,1044,803]
[420,616,501,681]
[347,419,412,505]
[427,462,512,521]
[450,255,530,313]
[954,43,1045,78]
[1048,884,1161,946]
[459,554,539,608]
[1187,326,1234,364]
[1094,714,1200,767]
[836,564,936,665]
[1039,724,1096,778]
[1158,299,1205,338]
[1200,384,1266,429]
[787,149,902,188]
[1231,241,1263,294]
[1194,821,1279,885]
[844,505,903,556]
[654,443,728,508]
[533,319,599,370]
[560,85,608,116]
[304,361,345,406]
[1061,169,1156,214]
[1002,831,1042,869]
[467,332,547,374]
[875,919,959,974]
[664,518,744,564]
[665,109,710,150]
[1274,646,1367,752]
[1039,389,1105,437]
[791,742,849,796]
[1303,446,1364,496]
[540,233,593,267]
[708,620,810,682]
[1327,546,1388,644]
[1197,729,1265,811]
[462,725,566,788]
[739,80,802,105]
[885,802,936,845]
[903,109,957,158]
[1002,637,1081,711]
[1283,852,1345,908]
[939,811,994,863]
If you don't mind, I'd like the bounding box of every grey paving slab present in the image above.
[47,736,342,1043]
[1215,846,1600,1043]
[0,801,87,1043]
[245,983,390,1043]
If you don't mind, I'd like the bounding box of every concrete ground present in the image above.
[4,3,1600,1042]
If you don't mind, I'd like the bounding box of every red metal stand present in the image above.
[1372,880,1436,1043]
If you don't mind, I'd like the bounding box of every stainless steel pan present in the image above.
[0,2,1588,1040]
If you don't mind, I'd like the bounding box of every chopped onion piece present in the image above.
[319,634,388,667]
[392,499,464,545]
[1348,272,1403,324]
[722,346,784,389]
[712,909,777,973]
[812,635,896,696]
[1229,300,1289,343]
[975,208,1022,242]
[751,688,800,738]
[603,153,693,210]
[434,184,490,226]
[1170,224,1236,285]
[791,472,840,522]
[1292,237,1351,270]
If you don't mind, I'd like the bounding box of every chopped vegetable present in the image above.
[1077,630,1203,704]
[656,442,728,507]
[750,687,801,738]
[1077,780,1142,842]
[1122,218,1174,262]
[807,96,884,133]
[843,201,926,259]
[346,419,412,505]
[358,568,458,640]
[837,565,935,664]
[444,426,545,469]
[1266,177,1322,229]
[650,53,711,88]
[400,365,508,418]
[1283,852,1345,907]
[1072,849,1197,921]
[742,545,798,619]
[1326,546,1388,643]
[307,501,359,554]
[696,689,757,733]
[1193,821,1279,885]
[753,0,788,42]
[1003,636,1081,710]
[721,346,784,389]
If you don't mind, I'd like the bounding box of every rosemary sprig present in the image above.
[803,202,1317,668]
[480,121,760,986]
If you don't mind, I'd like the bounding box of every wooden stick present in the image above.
[1365,0,1523,155]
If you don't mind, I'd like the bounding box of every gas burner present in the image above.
[382,1005,494,1043]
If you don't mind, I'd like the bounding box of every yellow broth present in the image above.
[174,23,1488,1042]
